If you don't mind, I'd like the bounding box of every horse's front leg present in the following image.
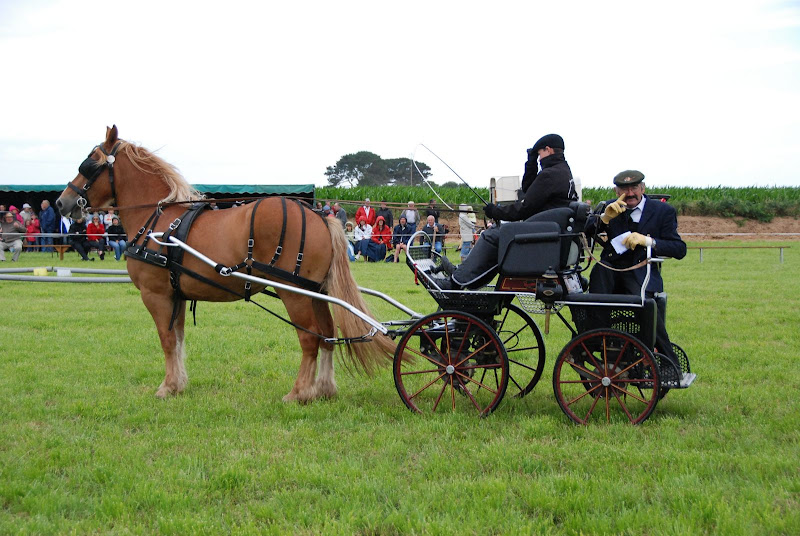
[141,290,188,398]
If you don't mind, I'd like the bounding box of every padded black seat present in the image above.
[497,221,562,277]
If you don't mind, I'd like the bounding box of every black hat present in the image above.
[613,170,645,186]
[531,133,565,153]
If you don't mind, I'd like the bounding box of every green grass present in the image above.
[1,246,799,534]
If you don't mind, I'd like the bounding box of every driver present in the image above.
[435,133,577,289]
[586,170,687,369]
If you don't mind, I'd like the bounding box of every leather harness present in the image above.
[125,197,324,330]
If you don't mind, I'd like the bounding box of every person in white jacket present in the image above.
[352,218,372,259]
[458,204,477,262]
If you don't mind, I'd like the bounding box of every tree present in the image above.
[324,151,384,188]
[325,153,432,187]
[383,158,432,186]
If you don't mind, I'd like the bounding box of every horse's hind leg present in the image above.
[312,299,337,399]
[279,292,322,403]
[141,290,188,398]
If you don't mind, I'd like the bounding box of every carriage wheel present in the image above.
[493,303,546,398]
[393,311,509,416]
[552,328,659,425]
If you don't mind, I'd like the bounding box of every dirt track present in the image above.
[437,215,800,242]
[677,216,800,240]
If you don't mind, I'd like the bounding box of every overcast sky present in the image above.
[1,0,798,190]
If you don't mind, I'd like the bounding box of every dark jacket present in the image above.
[494,152,576,222]
[106,224,127,241]
[587,195,687,293]
[376,208,393,230]
[68,221,88,245]
[392,223,412,245]
[40,206,57,233]
[420,222,445,244]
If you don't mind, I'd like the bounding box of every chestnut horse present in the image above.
[56,126,394,402]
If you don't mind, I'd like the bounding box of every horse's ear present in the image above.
[104,125,119,149]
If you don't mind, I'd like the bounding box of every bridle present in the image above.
[68,142,122,211]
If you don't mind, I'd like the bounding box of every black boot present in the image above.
[438,255,456,276]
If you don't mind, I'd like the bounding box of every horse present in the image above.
[56,126,395,402]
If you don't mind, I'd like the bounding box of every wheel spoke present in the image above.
[409,371,448,401]
[610,382,650,404]
[456,370,499,395]
[431,377,448,412]
[564,381,602,405]
[612,388,635,422]
[580,341,605,373]
[583,388,602,423]
[457,375,484,413]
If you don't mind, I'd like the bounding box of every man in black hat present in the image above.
[587,169,687,368]
[435,133,577,288]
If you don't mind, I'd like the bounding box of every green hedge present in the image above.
[317,185,800,222]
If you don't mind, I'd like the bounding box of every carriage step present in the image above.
[679,372,697,388]
[663,372,697,390]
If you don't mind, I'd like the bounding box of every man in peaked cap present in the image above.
[434,133,577,288]
[586,169,687,372]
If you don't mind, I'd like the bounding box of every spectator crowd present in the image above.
[0,199,128,262]
[316,198,477,264]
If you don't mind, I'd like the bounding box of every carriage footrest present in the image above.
[663,372,696,390]
[678,372,696,388]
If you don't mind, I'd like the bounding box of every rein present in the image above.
[579,233,650,273]
[81,195,311,214]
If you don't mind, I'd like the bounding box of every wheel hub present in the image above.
[445,364,455,375]
[601,376,611,387]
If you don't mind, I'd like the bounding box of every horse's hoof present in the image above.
[315,380,338,399]
[155,383,176,398]
[282,390,314,404]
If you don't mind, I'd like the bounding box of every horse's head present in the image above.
[56,125,123,218]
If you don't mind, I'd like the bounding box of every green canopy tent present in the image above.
[0,184,315,212]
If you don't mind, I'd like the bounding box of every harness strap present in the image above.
[244,198,264,301]
[294,199,307,276]
[168,261,328,340]
[269,197,288,266]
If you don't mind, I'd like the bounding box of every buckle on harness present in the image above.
[296,252,304,262]
[275,245,283,255]
[169,218,182,231]
[248,238,254,248]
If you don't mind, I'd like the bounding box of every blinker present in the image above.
[78,156,105,182]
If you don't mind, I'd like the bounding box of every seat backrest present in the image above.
[524,202,591,268]
[497,221,562,277]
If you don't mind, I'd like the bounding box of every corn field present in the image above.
[318,185,800,222]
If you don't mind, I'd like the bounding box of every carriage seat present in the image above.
[525,201,591,268]
[497,202,591,277]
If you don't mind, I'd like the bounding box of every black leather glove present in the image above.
[484,204,496,219]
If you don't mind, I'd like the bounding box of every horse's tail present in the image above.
[321,218,396,375]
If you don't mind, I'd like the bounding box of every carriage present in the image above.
[389,201,696,424]
[58,127,694,424]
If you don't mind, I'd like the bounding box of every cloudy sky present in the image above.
[1,0,798,190]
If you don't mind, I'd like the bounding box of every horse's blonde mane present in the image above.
[100,141,202,203]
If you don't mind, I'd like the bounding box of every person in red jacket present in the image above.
[354,198,377,227]
[86,215,106,260]
[366,215,392,262]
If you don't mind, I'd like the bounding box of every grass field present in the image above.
[1,244,799,535]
